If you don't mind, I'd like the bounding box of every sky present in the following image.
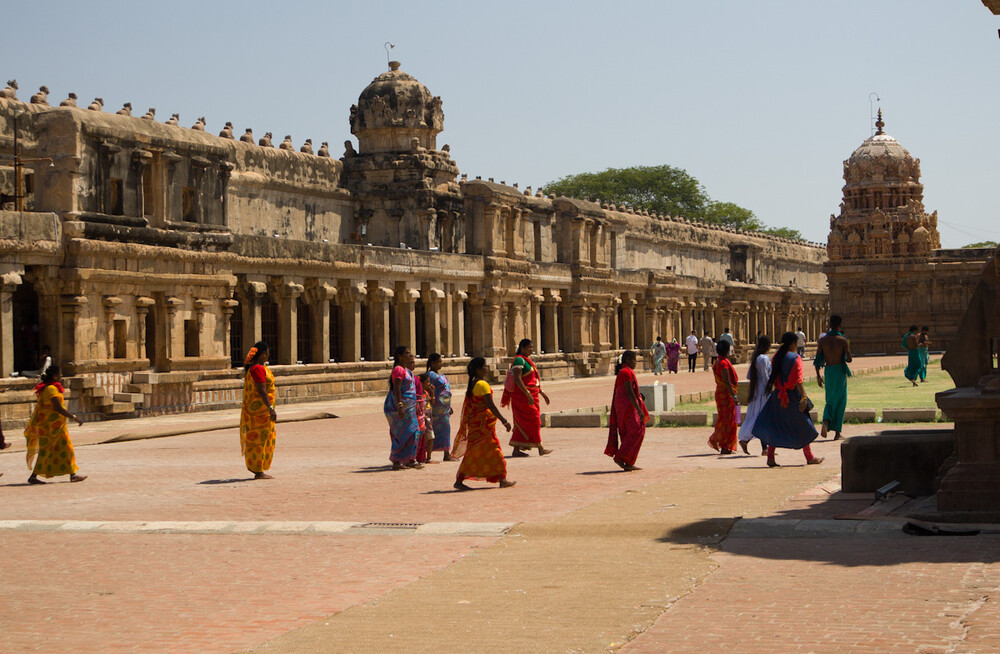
[4,0,998,247]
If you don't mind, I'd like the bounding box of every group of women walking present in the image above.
[717,331,824,467]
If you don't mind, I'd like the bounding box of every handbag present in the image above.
[801,397,815,414]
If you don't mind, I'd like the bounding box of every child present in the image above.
[417,372,436,464]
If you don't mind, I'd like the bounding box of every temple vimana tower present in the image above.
[825,111,990,354]
[1,65,831,424]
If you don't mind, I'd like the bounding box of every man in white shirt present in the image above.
[685,331,699,373]
[795,327,806,357]
[698,332,716,371]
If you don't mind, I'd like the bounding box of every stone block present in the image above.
[882,407,938,422]
[547,413,602,428]
[843,408,877,422]
[658,411,708,426]
[131,372,158,384]
[737,380,750,405]
[841,429,955,495]
[108,402,135,415]
[113,392,145,404]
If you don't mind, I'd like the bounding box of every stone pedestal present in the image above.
[935,387,1000,512]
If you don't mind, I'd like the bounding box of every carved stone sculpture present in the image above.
[317,141,330,157]
[0,79,17,100]
[192,116,206,130]
[87,97,104,111]
[117,102,133,116]
[165,113,180,125]
[258,132,273,147]
[30,85,50,105]
[343,140,356,157]
[279,135,294,151]
[142,107,156,120]
[240,128,254,143]
[59,92,78,107]
[219,122,234,139]
[300,139,313,154]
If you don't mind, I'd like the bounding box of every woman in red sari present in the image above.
[452,357,517,491]
[606,350,649,471]
[501,339,551,457]
[708,339,739,454]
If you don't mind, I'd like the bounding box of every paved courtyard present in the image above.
[2,357,998,653]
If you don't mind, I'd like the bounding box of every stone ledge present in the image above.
[659,411,709,426]
[844,408,877,422]
[548,413,602,428]
[882,407,938,422]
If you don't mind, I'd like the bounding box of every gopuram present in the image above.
[0,64,827,425]
[825,110,992,354]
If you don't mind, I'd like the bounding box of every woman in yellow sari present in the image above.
[240,341,277,479]
[452,357,517,491]
[24,365,87,484]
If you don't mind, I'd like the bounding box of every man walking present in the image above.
[815,315,852,440]
[718,328,735,364]
[903,324,921,387]
[699,331,716,371]
[650,336,667,375]
[795,326,806,357]
[917,326,931,382]
[685,330,699,373]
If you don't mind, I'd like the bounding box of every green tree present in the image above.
[702,201,764,231]
[762,226,805,240]
[962,240,997,249]
[542,165,710,218]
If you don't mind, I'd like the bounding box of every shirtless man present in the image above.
[815,315,853,440]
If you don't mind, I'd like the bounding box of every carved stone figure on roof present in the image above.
[0,79,17,100]
[219,122,234,139]
[165,113,180,125]
[279,135,294,151]
[240,128,254,143]
[30,85,50,105]
[343,140,356,157]
[317,141,330,157]
[87,97,104,111]
[192,116,206,130]
[117,102,133,116]
[300,138,313,154]
[142,108,156,120]
[258,132,273,147]
[59,92,78,107]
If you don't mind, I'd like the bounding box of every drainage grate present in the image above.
[356,522,423,529]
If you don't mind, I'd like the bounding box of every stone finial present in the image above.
[343,140,356,157]
[117,102,133,116]
[875,108,884,135]
[258,132,273,147]
[59,92,78,107]
[218,121,234,139]
[299,138,313,154]
[317,141,330,157]
[165,113,180,125]
[389,60,401,71]
[442,144,450,152]
[0,79,18,100]
[142,107,156,120]
[239,128,254,143]
[460,174,468,181]
[192,116,206,130]
[87,97,104,111]
[30,85,50,105]
[279,135,294,150]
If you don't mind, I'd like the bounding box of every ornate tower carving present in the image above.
[827,111,940,261]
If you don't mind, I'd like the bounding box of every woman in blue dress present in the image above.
[426,352,457,461]
[384,345,422,469]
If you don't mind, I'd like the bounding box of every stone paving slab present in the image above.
[727,516,909,538]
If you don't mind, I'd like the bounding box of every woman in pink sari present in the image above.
[606,350,649,471]
[665,338,681,374]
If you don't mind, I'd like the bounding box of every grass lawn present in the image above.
[677,359,954,419]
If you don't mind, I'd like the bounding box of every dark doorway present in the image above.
[297,299,312,364]
[145,308,157,368]
[329,302,341,362]
[229,304,243,368]
[360,303,371,362]
[12,281,40,373]
[414,299,427,358]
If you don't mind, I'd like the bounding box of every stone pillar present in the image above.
[442,287,454,356]
[0,273,21,377]
[542,296,559,354]
[221,298,239,363]
[369,286,394,362]
[192,299,212,358]
[482,298,505,360]
[623,298,636,349]
[571,301,591,353]
[339,283,366,363]
[277,281,304,365]
[467,295,484,356]
[396,287,420,354]
[530,294,543,349]
[135,296,155,364]
[58,295,88,376]
[307,282,336,364]
[163,296,183,367]
[242,281,267,352]
[102,296,122,360]
[422,287,444,356]
[453,290,467,356]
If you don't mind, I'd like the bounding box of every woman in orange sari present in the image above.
[24,366,87,484]
[606,350,649,471]
[708,339,739,454]
[502,339,551,457]
[240,341,277,479]
[452,357,516,490]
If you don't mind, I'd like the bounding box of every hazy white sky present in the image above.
[5,1,998,246]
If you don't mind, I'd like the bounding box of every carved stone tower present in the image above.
[827,110,940,261]
[342,61,462,251]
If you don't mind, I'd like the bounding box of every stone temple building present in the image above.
[825,111,992,354]
[0,65,827,425]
